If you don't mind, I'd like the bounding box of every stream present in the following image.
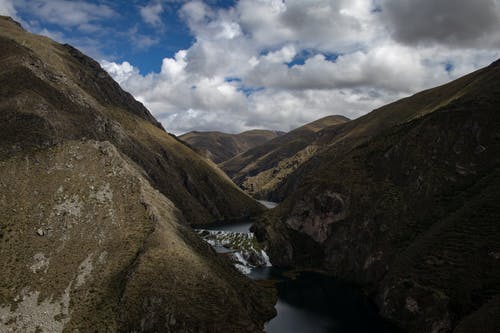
[197,201,398,333]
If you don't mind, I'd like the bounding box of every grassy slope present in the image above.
[259,66,493,201]
[255,60,500,332]
[0,16,276,332]
[180,129,283,164]
[220,115,349,198]
[0,141,275,332]
[0,16,262,225]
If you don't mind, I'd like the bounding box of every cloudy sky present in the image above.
[2,0,500,134]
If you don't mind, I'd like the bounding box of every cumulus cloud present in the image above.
[100,0,500,134]
[244,44,430,92]
[236,0,380,52]
[101,60,139,84]
[7,0,497,135]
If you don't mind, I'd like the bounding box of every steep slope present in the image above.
[0,16,275,332]
[0,16,262,225]
[180,129,283,164]
[254,60,500,332]
[0,141,275,332]
[221,115,349,199]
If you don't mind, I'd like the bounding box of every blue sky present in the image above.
[9,0,241,74]
[10,0,196,73]
[2,0,500,134]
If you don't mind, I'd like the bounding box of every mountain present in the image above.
[0,16,262,226]
[253,60,500,332]
[179,129,284,164]
[0,16,275,332]
[220,115,349,199]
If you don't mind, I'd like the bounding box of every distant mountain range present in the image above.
[220,115,349,199]
[179,129,284,164]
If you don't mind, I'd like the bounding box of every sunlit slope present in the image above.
[180,129,283,164]
[221,115,349,199]
[0,16,262,225]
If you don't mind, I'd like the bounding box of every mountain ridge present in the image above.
[253,59,500,332]
[180,129,284,164]
[0,16,275,332]
[0,15,262,224]
[220,115,350,199]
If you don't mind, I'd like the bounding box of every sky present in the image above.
[1,0,500,135]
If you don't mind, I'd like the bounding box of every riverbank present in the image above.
[196,206,400,333]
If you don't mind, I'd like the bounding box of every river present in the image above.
[197,201,399,332]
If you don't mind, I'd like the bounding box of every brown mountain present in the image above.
[254,60,500,332]
[0,16,274,332]
[0,16,262,225]
[180,129,284,164]
[220,115,349,199]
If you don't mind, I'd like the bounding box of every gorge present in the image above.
[1,12,500,333]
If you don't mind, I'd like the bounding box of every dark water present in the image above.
[251,268,399,333]
[203,200,277,233]
[204,221,253,233]
[204,202,398,333]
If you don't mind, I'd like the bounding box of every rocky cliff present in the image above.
[0,16,274,332]
[254,59,500,332]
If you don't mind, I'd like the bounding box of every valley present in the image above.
[185,59,500,332]
[196,204,399,333]
[1,9,499,333]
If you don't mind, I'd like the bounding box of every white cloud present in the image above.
[140,1,164,27]
[0,0,117,61]
[128,25,159,49]
[6,0,500,135]
[236,0,379,52]
[0,0,17,18]
[96,0,500,134]
[101,60,139,85]
[18,0,116,30]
